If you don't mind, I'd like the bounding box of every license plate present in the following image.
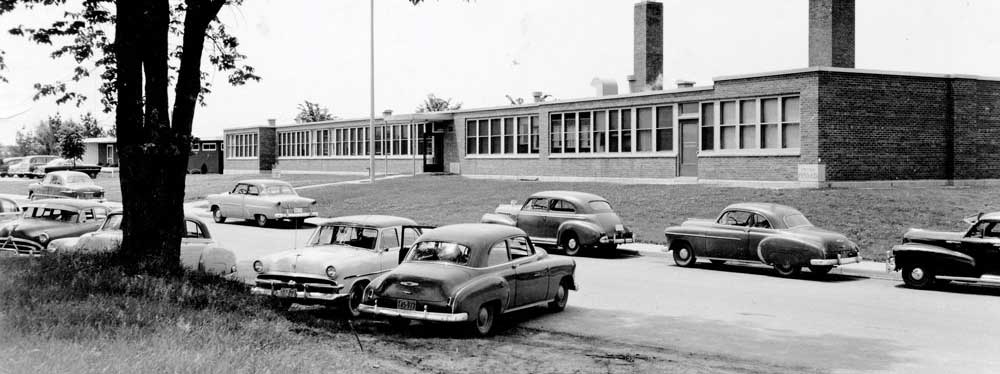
[397,299,416,311]
[294,208,303,213]
[273,288,297,298]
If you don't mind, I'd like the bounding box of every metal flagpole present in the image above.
[368,0,375,183]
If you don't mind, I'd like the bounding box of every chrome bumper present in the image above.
[598,234,634,245]
[810,255,862,266]
[274,212,318,219]
[359,303,468,322]
[250,286,347,302]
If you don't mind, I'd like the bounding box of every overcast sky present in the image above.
[1,0,998,144]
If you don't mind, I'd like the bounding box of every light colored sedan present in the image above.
[207,179,317,227]
[46,212,238,276]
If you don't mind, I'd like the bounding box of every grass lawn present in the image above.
[0,173,363,202]
[297,175,1000,261]
[0,254,789,373]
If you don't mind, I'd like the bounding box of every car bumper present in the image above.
[359,303,468,322]
[598,233,634,245]
[810,254,862,266]
[273,212,318,219]
[250,279,345,302]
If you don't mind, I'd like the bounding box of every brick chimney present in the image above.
[267,118,276,127]
[630,1,663,93]
[809,0,855,68]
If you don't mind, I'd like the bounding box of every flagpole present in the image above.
[368,0,375,183]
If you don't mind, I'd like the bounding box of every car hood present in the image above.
[373,262,477,302]
[903,228,965,243]
[0,219,72,239]
[494,204,521,216]
[262,245,378,276]
[75,231,122,252]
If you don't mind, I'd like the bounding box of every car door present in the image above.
[517,198,550,240]
[546,199,577,240]
[222,184,247,218]
[397,226,432,264]
[180,219,212,270]
[484,240,517,308]
[509,236,549,306]
[242,184,262,218]
[377,227,401,271]
[745,213,775,261]
[963,220,1000,275]
[46,174,62,198]
[706,210,751,259]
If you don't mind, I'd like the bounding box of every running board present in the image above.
[937,275,1000,285]
[503,300,550,314]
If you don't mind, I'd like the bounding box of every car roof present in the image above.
[237,179,292,187]
[47,170,91,178]
[417,223,526,250]
[529,190,608,205]
[312,215,417,228]
[980,212,1000,221]
[26,198,107,209]
[724,202,804,217]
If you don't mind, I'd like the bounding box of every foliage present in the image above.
[295,100,336,123]
[415,93,462,113]
[56,120,85,163]
[13,128,41,156]
[80,112,105,137]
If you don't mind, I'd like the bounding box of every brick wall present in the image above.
[277,158,422,176]
[809,0,855,68]
[224,159,258,173]
[464,157,677,179]
[698,156,800,181]
[952,79,1000,179]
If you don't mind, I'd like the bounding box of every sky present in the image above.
[1,0,999,144]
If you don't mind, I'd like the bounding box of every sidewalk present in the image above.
[618,242,900,281]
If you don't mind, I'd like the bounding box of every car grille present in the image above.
[255,274,340,292]
[0,237,44,255]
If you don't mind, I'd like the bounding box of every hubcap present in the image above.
[679,248,689,260]
[557,286,567,306]
[214,210,220,218]
[477,307,491,328]
[911,267,924,281]
[568,238,577,249]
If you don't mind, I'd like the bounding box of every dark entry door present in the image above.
[422,132,444,172]
[678,119,699,177]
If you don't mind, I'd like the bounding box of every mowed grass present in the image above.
[0,173,363,202]
[298,175,1000,260]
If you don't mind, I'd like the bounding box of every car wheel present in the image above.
[902,264,936,289]
[561,232,582,256]
[548,280,569,312]
[469,303,497,336]
[212,208,226,223]
[255,214,269,228]
[809,265,834,276]
[672,242,696,267]
[342,282,366,318]
[709,259,726,266]
[773,261,802,277]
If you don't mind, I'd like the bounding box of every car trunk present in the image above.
[377,262,475,302]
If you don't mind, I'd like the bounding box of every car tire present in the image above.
[255,214,269,228]
[342,282,366,318]
[773,260,802,277]
[902,264,936,289]
[672,242,697,267]
[212,208,226,223]
[561,231,582,256]
[469,303,497,336]
[548,280,570,312]
[808,265,834,276]
[709,259,726,266]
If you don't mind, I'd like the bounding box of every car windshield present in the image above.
[589,200,614,212]
[782,214,813,228]
[66,175,93,184]
[406,241,472,266]
[101,214,123,231]
[23,206,80,222]
[262,185,297,195]
[309,225,378,250]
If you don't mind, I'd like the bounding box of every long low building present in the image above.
[222,0,1000,188]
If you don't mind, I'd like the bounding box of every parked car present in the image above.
[480,191,633,256]
[664,203,861,277]
[207,179,317,227]
[8,155,58,178]
[250,215,429,316]
[888,212,1000,289]
[28,171,106,201]
[0,197,22,223]
[0,199,109,255]
[45,211,237,275]
[40,158,102,178]
[360,223,577,336]
[0,157,25,177]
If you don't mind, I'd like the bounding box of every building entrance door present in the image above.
[678,119,699,177]
[422,132,444,172]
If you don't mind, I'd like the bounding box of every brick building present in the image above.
[222,0,1000,187]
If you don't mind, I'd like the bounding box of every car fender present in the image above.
[557,220,603,246]
[757,236,824,266]
[451,275,510,315]
[198,244,238,275]
[891,242,976,274]
[481,213,515,226]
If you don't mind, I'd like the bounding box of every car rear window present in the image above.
[782,214,813,228]
[588,201,614,212]
[406,241,472,266]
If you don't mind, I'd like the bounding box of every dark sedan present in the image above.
[664,203,861,277]
[889,212,1000,289]
[40,158,102,178]
[360,223,577,336]
[28,171,105,201]
[0,199,109,255]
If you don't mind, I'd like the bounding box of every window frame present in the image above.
[699,95,802,157]
[464,115,540,158]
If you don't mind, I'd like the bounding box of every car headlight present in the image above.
[325,266,337,279]
[38,233,49,245]
[364,287,375,301]
[252,260,263,273]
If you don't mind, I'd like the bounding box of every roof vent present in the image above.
[591,78,619,96]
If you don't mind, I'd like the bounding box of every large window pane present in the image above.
[503,118,514,154]
[636,107,652,152]
[721,126,738,149]
[478,120,488,154]
[740,100,756,124]
[579,112,591,152]
[761,124,780,148]
[550,114,562,153]
[783,123,801,148]
[762,98,779,123]
[517,117,530,154]
[530,116,539,154]
[608,110,619,152]
[655,106,673,152]
[783,97,800,122]
[593,111,606,152]
[621,109,632,152]
[721,101,738,124]
[680,102,699,115]
[740,125,757,149]
[564,113,577,153]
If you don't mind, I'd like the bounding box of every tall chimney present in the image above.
[630,1,663,93]
[809,0,855,68]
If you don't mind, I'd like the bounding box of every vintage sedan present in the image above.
[250,215,429,317]
[9,155,58,178]
[28,171,106,201]
[0,157,25,177]
[40,158,102,178]
[481,191,633,256]
[359,224,577,336]
[664,203,861,277]
[888,212,1000,289]
[0,199,109,255]
[207,179,317,227]
[45,211,237,275]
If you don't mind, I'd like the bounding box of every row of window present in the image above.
[226,133,258,159]
[701,96,800,151]
[550,107,674,154]
[465,116,540,155]
[276,123,434,158]
[191,143,218,152]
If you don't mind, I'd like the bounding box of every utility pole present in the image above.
[368,0,375,183]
